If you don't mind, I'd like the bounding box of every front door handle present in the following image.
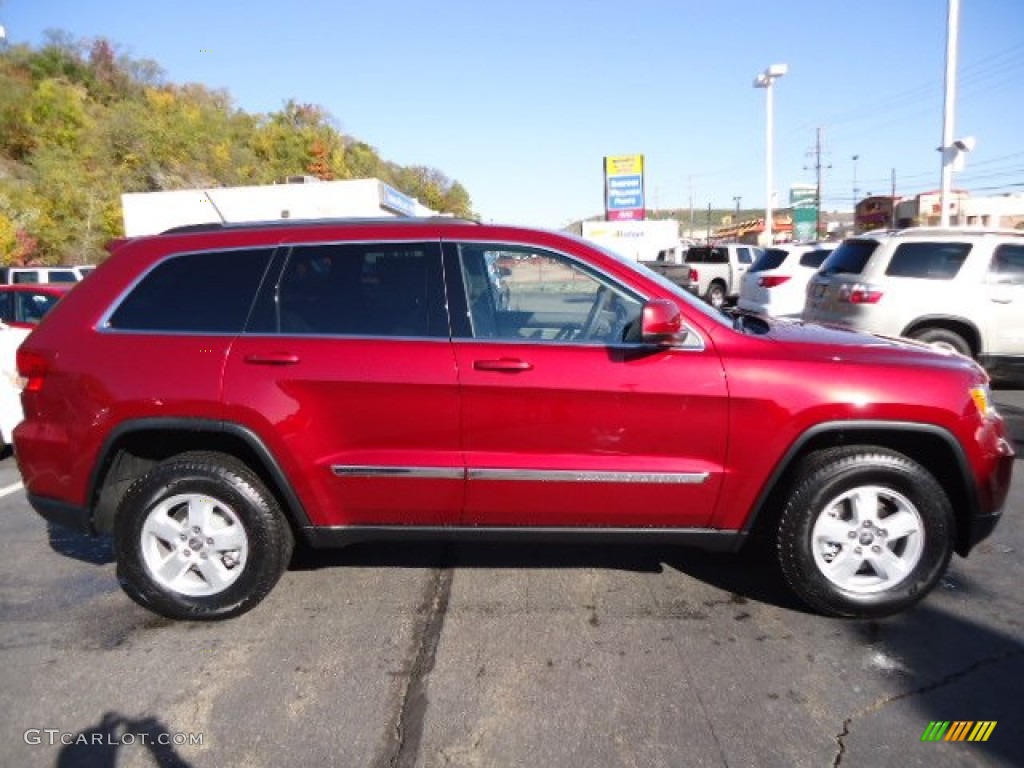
[244,353,301,365]
[474,358,533,372]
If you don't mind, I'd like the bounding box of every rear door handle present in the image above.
[244,353,301,365]
[473,358,533,372]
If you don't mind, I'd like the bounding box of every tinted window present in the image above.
[458,244,643,344]
[16,291,60,324]
[0,292,10,322]
[819,240,880,276]
[750,248,789,272]
[988,244,1024,285]
[273,242,445,337]
[799,249,833,269]
[737,248,754,264]
[48,271,78,283]
[12,272,39,284]
[686,247,728,265]
[108,248,272,332]
[884,242,970,279]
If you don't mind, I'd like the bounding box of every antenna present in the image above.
[202,190,228,225]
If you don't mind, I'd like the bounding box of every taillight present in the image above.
[17,349,49,393]
[838,283,884,304]
[759,275,791,288]
[688,268,698,282]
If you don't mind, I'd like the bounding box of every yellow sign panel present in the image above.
[605,154,644,176]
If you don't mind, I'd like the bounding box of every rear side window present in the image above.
[799,249,833,269]
[750,248,789,273]
[267,242,446,337]
[737,247,754,264]
[108,248,273,332]
[48,270,78,283]
[819,240,879,276]
[884,242,971,279]
[988,243,1024,284]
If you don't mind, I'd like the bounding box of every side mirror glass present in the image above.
[640,299,687,345]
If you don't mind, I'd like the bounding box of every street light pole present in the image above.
[754,64,787,246]
[939,0,960,227]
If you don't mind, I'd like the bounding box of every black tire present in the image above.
[705,281,727,309]
[776,447,954,618]
[114,451,294,621]
[911,327,972,357]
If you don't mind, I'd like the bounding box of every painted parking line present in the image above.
[0,481,24,498]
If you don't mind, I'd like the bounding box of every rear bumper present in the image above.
[27,494,93,535]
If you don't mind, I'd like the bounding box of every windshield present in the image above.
[819,239,879,276]
[565,234,732,328]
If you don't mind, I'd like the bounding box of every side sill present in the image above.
[301,525,746,553]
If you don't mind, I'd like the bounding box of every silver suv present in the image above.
[803,227,1024,377]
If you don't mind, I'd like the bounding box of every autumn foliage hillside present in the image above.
[0,33,474,265]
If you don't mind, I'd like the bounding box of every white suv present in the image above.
[803,228,1024,377]
[738,242,836,318]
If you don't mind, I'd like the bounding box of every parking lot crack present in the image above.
[375,563,454,768]
[832,648,1022,766]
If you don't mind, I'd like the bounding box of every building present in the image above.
[121,178,441,237]
[855,191,1024,233]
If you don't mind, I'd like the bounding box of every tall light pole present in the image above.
[939,0,960,226]
[852,154,860,208]
[754,64,788,245]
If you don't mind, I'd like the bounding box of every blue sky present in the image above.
[3,0,1023,229]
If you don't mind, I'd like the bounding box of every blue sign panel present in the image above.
[607,175,644,210]
[380,184,417,217]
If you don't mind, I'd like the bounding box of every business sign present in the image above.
[379,183,417,217]
[790,184,817,241]
[604,154,645,221]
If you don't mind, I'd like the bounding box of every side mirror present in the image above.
[641,299,687,345]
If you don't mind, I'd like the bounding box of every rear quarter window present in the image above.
[107,248,273,332]
[884,242,971,279]
[750,248,789,273]
[819,240,879,276]
[799,249,833,269]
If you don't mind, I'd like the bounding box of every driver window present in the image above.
[457,244,643,344]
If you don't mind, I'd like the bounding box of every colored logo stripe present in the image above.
[969,721,997,742]
[921,721,996,742]
[921,721,949,741]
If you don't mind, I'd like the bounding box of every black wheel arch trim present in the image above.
[742,420,980,548]
[89,418,313,532]
[900,315,982,345]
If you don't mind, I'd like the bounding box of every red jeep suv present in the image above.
[15,219,1013,620]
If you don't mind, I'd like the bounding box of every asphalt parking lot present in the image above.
[1,392,1022,768]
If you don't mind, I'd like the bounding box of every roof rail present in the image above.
[159,216,481,235]
[858,226,1024,239]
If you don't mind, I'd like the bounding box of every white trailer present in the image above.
[581,220,683,263]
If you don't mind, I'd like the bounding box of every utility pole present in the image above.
[688,175,694,239]
[805,126,831,239]
[706,203,712,243]
[939,0,961,226]
[733,195,742,222]
[891,168,897,228]
[852,154,860,209]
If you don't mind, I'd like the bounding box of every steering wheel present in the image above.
[580,286,612,341]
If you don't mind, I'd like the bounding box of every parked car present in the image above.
[0,285,69,450]
[738,242,836,318]
[684,244,763,308]
[0,265,93,284]
[0,323,31,451]
[15,219,1012,621]
[0,284,70,328]
[803,227,1024,378]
